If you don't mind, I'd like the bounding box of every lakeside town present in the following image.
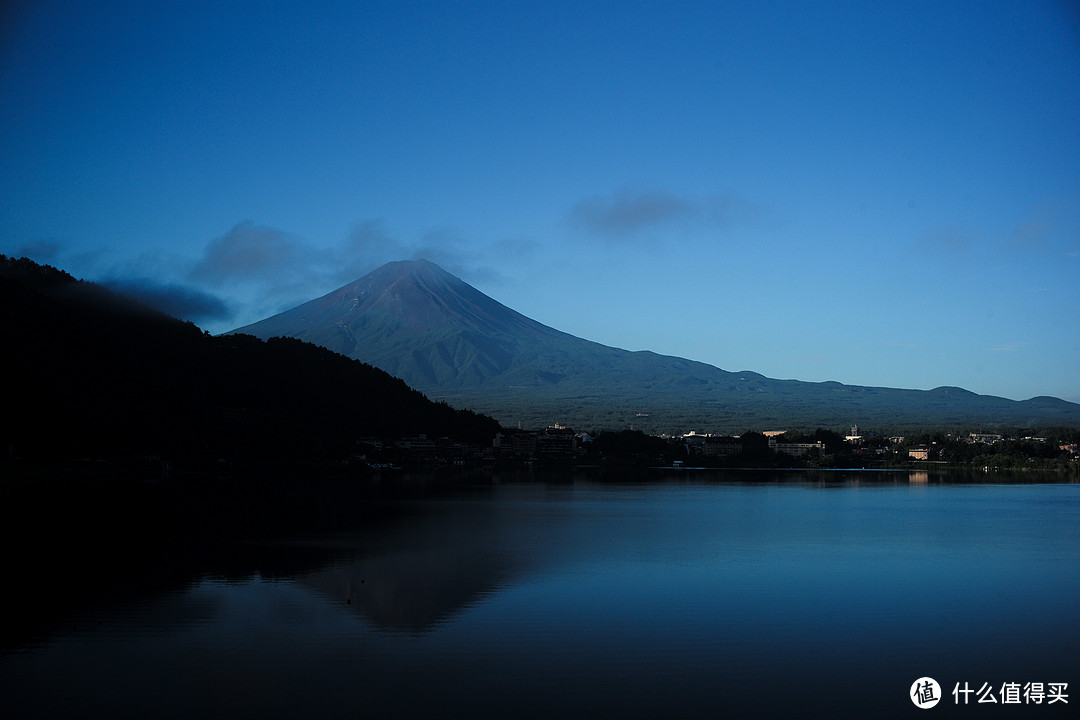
[357,424,1080,472]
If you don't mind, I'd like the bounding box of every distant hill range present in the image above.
[232,260,1080,432]
[0,255,498,462]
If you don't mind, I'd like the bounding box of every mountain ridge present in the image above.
[232,260,1080,432]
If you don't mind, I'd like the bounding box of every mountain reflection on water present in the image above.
[2,469,1077,720]
[297,497,520,633]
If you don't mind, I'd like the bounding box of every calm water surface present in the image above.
[3,470,1077,718]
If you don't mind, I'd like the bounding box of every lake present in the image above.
[2,469,1077,718]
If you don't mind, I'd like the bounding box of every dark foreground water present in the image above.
[2,469,1077,719]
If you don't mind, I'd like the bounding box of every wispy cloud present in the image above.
[331,220,408,282]
[569,189,695,237]
[1008,196,1079,252]
[189,221,307,286]
[6,238,107,277]
[410,228,471,272]
[14,239,62,262]
[179,218,518,328]
[567,188,761,241]
[988,342,1027,353]
[332,221,512,287]
[3,238,231,324]
[1010,218,1051,248]
[915,224,978,253]
[11,218,523,331]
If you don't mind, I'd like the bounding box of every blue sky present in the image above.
[2,0,1078,402]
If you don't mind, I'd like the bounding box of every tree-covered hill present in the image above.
[1,255,500,463]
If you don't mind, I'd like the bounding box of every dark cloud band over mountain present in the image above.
[102,278,231,323]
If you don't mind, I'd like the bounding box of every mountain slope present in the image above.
[234,259,584,388]
[233,260,1080,432]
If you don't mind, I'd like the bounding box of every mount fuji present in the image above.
[232,260,1080,432]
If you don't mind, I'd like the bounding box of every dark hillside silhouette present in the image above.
[1,255,500,463]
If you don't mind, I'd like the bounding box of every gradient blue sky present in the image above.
[2,1,1079,402]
